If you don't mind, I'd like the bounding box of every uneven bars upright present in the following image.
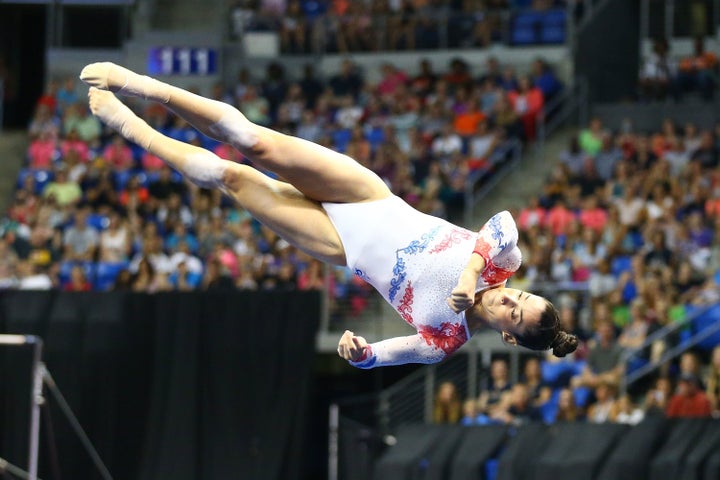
[0,335,43,480]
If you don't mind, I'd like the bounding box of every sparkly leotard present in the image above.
[322,195,520,368]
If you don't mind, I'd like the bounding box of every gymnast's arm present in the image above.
[337,330,450,369]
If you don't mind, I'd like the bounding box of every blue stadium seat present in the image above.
[17,169,54,194]
[688,304,720,350]
[573,386,593,408]
[366,127,385,150]
[332,129,352,153]
[94,261,129,291]
[543,8,567,26]
[610,255,632,277]
[512,27,538,45]
[301,0,326,20]
[114,170,133,190]
[86,214,110,231]
[541,360,576,388]
[540,389,561,423]
[512,0,533,8]
[541,26,565,44]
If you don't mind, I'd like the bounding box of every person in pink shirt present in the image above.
[578,196,608,233]
[517,196,547,231]
[102,134,134,171]
[544,199,577,236]
[377,63,408,97]
[60,129,90,163]
[141,151,166,172]
[27,130,58,169]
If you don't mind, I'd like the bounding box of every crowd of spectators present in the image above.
[229,0,572,53]
[0,54,562,326]
[639,36,718,102]
[434,345,720,428]
[434,112,720,426]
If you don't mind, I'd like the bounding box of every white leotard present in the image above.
[322,195,518,368]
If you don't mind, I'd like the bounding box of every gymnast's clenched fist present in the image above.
[337,330,368,362]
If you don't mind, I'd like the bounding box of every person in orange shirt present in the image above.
[678,36,718,100]
[454,97,487,138]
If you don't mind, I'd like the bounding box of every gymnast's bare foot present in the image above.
[80,62,169,103]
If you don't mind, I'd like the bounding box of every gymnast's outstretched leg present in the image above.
[87,87,346,265]
[80,62,390,204]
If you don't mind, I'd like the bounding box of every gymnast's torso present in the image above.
[322,195,501,344]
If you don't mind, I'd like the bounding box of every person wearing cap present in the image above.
[666,372,712,418]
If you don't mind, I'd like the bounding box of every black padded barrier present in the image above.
[496,423,552,480]
[681,420,720,480]
[448,425,508,480]
[373,424,450,480]
[596,415,671,480]
[649,418,709,480]
[535,422,629,480]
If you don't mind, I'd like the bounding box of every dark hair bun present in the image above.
[551,331,578,358]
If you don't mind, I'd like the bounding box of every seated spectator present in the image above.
[586,379,620,423]
[492,94,522,139]
[28,130,58,170]
[99,213,130,262]
[507,75,543,141]
[638,37,677,101]
[131,256,171,293]
[279,0,306,53]
[578,117,605,157]
[492,384,542,426]
[677,36,718,100]
[168,260,202,291]
[431,123,463,159]
[617,299,650,351]
[60,128,90,163]
[644,376,673,416]
[666,372,712,418]
[56,76,79,116]
[614,394,645,425]
[201,257,236,291]
[16,260,53,290]
[531,58,563,102]
[119,175,150,210]
[42,164,82,207]
[63,209,99,262]
[521,357,552,407]
[572,320,624,389]
[478,358,513,414]
[297,258,325,291]
[466,119,499,171]
[63,264,92,292]
[460,398,484,426]
[72,104,102,148]
[102,135,134,172]
[554,388,582,423]
[433,382,461,424]
[148,166,188,202]
[28,103,60,141]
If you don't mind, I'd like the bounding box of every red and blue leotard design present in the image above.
[322,196,521,368]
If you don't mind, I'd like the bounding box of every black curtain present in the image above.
[0,291,320,480]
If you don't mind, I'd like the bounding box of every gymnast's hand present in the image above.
[337,330,368,362]
[447,268,477,313]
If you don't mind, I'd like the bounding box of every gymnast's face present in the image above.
[479,287,546,342]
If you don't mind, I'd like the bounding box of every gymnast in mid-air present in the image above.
[79,62,578,369]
